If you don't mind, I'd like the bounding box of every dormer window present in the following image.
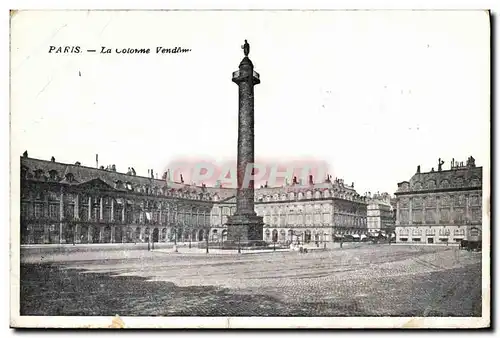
[126,182,133,190]
[65,173,74,182]
[21,166,29,179]
[34,169,43,179]
[49,169,58,181]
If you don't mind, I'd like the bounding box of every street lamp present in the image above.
[206,226,209,254]
[172,204,179,253]
[173,226,178,252]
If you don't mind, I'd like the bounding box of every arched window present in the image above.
[265,229,271,241]
[21,165,29,179]
[65,173,74,183]
[440,179,450,189]
[454,177,464,187]
[34,169,44,179]
[272,229,278,242]
[48,169,58,181]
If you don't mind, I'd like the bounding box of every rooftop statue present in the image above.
[438,158,445,171]
[467,156,476,167]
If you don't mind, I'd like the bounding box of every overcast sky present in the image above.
[10,10,490,195]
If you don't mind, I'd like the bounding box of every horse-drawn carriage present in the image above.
[459,227,482,251]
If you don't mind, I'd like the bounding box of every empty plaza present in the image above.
[20,244,482,317]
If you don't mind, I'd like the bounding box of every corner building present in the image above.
[366,193,395,234]
[394,157,482,244]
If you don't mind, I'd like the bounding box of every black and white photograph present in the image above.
[9,9,491,329]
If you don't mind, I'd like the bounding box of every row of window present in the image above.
[398,177,481,192]
[399,194,481,209]
[399,207,481,224]
[256,190,363,203]
[399,228,466,236]
[22,202,211,225]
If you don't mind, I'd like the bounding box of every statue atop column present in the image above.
[242,39,250,57]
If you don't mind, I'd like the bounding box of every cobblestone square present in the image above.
[20,244,482,317]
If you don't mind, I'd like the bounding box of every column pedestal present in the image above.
[225,214,264,246]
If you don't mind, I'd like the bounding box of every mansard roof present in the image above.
[397,165,482,194]
[20,156,365,203]
[20,157,233,200]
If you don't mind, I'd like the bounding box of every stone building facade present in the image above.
[20,156,368,245]
[20,156,233,245]
[211,177,368,244]
[394,157,482,244]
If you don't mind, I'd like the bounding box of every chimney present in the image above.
[22,150,28,158]
[308,175,313,185]
[51,156,55,162]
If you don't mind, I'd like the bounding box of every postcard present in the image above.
[10,9,491,329]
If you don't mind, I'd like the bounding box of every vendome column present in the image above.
[225,40,264,243]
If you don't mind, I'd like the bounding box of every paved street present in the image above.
[20,244,482,316]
